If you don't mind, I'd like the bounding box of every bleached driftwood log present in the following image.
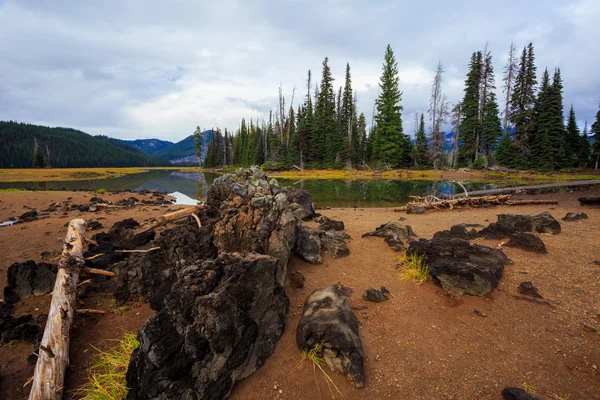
[29,219,87,400]
[393,195,558,212]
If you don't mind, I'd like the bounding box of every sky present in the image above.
[0,0,598,142]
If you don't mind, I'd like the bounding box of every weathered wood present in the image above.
[29,219,87,400]
[83,267,116,277]
[76,309,106,315]
[455,180,600,198]
[578,196,600,205]
[115,246,160,254]
[292,164,304,171]
[143,206,204,230]
[393,195,558,212]
[191,212,202,229]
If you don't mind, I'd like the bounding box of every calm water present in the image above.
[0,170,508,207]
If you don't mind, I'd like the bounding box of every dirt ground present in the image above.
[1,188,599,399]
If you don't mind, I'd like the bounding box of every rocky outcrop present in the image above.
[363,286,390,302]
[126,253,288,400]
[282,187,316,221]
[407,237,509,296]
[505,232,547,254]
[3,261,57,304]
[362,221,417,251]
[315,215,345,231]
[497,212,561,235]
[562,212,588,222]
[296,284,365,388]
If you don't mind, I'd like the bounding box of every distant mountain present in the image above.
[120,138,173,155]
[0,121,169,168]
[153,130,215,165]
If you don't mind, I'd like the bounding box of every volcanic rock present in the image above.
[321,231,350,259]
[505,232,547,254]
[407,237,509,296]
[126,252,288,400]
[314,215,345,231]
[517,281,543,298]
[282,187,316,221]
[18,210,38,222]
[296,284,365,387]
[0,302,43,345]
[362,221,417,251]
[295,226,323,264]
[289,270,305,289]
[501,387,540,400]
[562,212,588,222]
[433,224,478,241]
[497,211,561,235]
[3,260,57,304]
[363,286,390,302]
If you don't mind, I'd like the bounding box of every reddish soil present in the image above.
[1,189,600,399]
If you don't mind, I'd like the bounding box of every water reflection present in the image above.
[0,170,504,207]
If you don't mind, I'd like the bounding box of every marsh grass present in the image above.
[295,343,344,399]
[397,253,429,285]
[71,332,139,400]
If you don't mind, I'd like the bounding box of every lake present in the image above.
[0,170,511,207]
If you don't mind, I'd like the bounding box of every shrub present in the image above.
[97,188,107,195]
[397,253,429,285]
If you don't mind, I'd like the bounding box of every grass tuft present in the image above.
[522,383,537,394]
[296,343,344,399]
[71,332,139,400]
[397,253,429,285]
[96,188,108,195]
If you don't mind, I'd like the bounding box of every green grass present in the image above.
[397,253,429,285]
[296,343,343,399]
[97,188,108,195]
[2,339,21,349]
[522,383,537,395]
[71,332,139,400]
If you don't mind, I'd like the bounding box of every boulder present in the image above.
[362,221,417,251]
[407,237,509,296]
[3,261,57,304]
[505,233,547,254]
[282,187,315,221]
[321,231,350,259]
[0,302,44,345]
[433,224,478,241]
[497,212,561,235]
[126,253,289,400]
[318,218,345,232]
[363,286,390,302]
[87,220,103,230]
[295,226,323,264]
[296,284,365,388]
[562,212,588,222]
[501,387,540,400]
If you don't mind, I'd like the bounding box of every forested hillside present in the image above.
[154,130,214,165]
[0,122,169,168]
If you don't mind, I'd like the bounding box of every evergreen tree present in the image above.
[193,126,203,167]
[457,51,482,166]
[530,69,554,169]
[565,105,582,167]
[357,113,367,165]
[32,138,45,168]
[495,132,517,168]
[579,121,591,168]
[591,105,600,169]
[341,63,357,167]
[510,43,537,161]
[313,57,337,167]
[546,69,567,169]
[480,54,502,161]
[413,113,430,167]
[372,45,409,167]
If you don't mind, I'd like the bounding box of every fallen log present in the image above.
[292,164,304,171]
[393,195,558,212]
[578,196,600,205]
[143,206,204,230]
[29,219,87,400]
[115,246,160,254]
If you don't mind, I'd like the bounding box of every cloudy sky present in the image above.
[0,0,598,142]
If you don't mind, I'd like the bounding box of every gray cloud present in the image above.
[0,0,598,141]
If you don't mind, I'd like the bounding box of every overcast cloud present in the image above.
[0,0,598,141]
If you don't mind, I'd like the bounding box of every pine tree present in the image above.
[193,126,203,167]
[510,43,537,161]
[32,138,45,168]
[341,63,357,168]
[546,69,567,169]
[457,51,482,166]
[481,91,502,159]
[579,121,591,168]
[565,105,581,167]
[495,132,517,168]
[530,69,554,170]
[313,57,337,167]
[357,113,367,165]
[591,105,600,169]
[413,113,430,167]
[372,45,408,167]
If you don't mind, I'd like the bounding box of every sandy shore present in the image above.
[1,188,599,399]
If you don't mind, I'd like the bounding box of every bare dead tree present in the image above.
[451,103,461,167]
[429,61,449,169]
[502,41,518,134]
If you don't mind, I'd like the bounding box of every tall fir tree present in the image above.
[546,69,567,169]
[591,104,600,169]
[313,58,337,167]
[372,45,410,167]
[565,105,582,167]
[495,132,517,168]
[341,63,357,168]
[509,43,537,163]
[413,113,430,167]
[32,138,45,168]
[357,112,367,165]
[457,51,482,166]
[530,69,554,169]
[480,53,502,161]
[579,121,591,168]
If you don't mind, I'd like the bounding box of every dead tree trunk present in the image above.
[29,219,87,400]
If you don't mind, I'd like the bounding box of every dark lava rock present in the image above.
[363,286,390,302]
[562,212,588,222]
[3,260,57,304]
[517,281,543,298]
[362,221,417,251]
[87,220,103,231]
[407,237,509,296]
[109,218,140,234]
[289,270,305,289]
[296,284,364,388]
[296,226,323,264]
[18,210,38,222]
[282,187,315,221]
[505,232,547,254]
[316,216,345,231]
[497,211,561,235]
[0,302,43,345]
[501,387,540,400]
[406,204,427,214]
[126,252,288,400]
[594,260,600,266]
[89,196,105,203]
[77,204,90,212]
[433,224,478,241]
[322,231,350,259]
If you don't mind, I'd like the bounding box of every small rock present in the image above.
[562,212,588,222]
[505,232,547,254]
[18,210,38,222]
[289,270,305,289]
[87,221,103,231]
[517,281,543,299]
[363,286,390,303]
[406,204,427,214]
[473,309,488,317]
[501,387,540,400]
